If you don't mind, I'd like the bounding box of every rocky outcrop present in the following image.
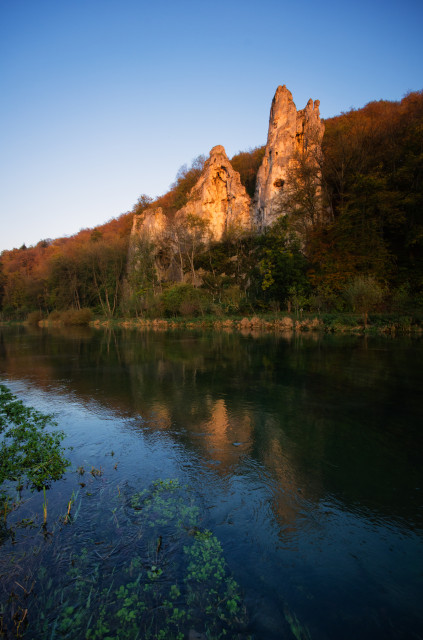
[177,145,251,241]
[131,146,251,250]
[129,207,176,281]
[129,84,324,274]
[131,206,168,242]
[254,85,324,230]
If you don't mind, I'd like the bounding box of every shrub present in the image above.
[61,308,93,326]
[221,285,246,313]
[26,310,44,325]
[160,284,210,317]
[47,310,62,322]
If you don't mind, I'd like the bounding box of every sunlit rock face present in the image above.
[131,206,168,242]
[129,85,324,257]
[177,145,251,241]
[254,85,324,230]
[129,206,175,281]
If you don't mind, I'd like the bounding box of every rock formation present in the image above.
[254,85,324,230]
[177,145,251,241]
[131,206,168,242]
[129,85,325,283]
[129,206,176,282]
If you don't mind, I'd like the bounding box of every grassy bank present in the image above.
[88,312,423,335]
[3,310,422,335]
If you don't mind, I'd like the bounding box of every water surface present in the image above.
[0,326,422,639]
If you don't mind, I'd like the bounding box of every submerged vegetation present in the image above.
[0,387,252,639]
[0,463,251,638]
[0,385,309,638]
[0,326,422,638]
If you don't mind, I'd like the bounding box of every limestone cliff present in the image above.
[254,85,324,230]
[131,206,168,242]
[129,84,324,273]
[129,206,176,281]
[177,145,251,241]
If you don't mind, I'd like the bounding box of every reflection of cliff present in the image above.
[1,326,422,527]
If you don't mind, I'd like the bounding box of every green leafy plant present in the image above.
[0,384,70,513]
[1,475,251,639]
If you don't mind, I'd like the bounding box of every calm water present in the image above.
[0,325,422,639]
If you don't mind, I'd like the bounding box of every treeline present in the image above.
[0,91,422,321]
[0,215,132,319]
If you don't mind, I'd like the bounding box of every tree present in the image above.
[321,93,423,293]
[344,276,384,328]
[275,145,326,240]
[170,214,210,285]
[47,252,85,310]
[230,146,265,197]
[87,237,128,317]
[133,194,153,216]
[256,216,310,307]
[124,236,159,315]
[154,156,206,215]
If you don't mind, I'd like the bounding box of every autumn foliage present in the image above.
[1,91,422,320]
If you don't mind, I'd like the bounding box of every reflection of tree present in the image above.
[1,327,422,527]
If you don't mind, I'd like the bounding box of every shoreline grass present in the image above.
[2,310,422,335]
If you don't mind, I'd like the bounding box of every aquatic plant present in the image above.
[130,478,200,533]
[0,475,250,639]
[42,486,47,525]
[0,384,69,519]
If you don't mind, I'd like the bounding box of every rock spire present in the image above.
[177,145,251,241]
[254,85,324,229]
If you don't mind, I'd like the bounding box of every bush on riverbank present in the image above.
[39,308,93,326]
[26,310,44,325]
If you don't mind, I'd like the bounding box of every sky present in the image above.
[1,0,422,252]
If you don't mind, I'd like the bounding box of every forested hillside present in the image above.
[1,91,422,321]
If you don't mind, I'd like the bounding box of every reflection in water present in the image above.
[0,326,422,639]
[1,326,422,518]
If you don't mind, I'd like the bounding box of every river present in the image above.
[0,325,422,639]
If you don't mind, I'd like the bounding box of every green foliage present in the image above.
[256,217,310,307]
[123,237,159,315]
[160,284,211,317]
[195,233,256,308]
[0,385,69,501]
[131,478,200,531]
[14,477,249,640]
[2,93,421,319]
[390,283,412,312]
[283,604,312,640]
[344,276,384,327]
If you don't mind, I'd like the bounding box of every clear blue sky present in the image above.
[1,0,422,251]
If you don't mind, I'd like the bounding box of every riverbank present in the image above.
[2,311,422,335]
[89,312,423,335]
